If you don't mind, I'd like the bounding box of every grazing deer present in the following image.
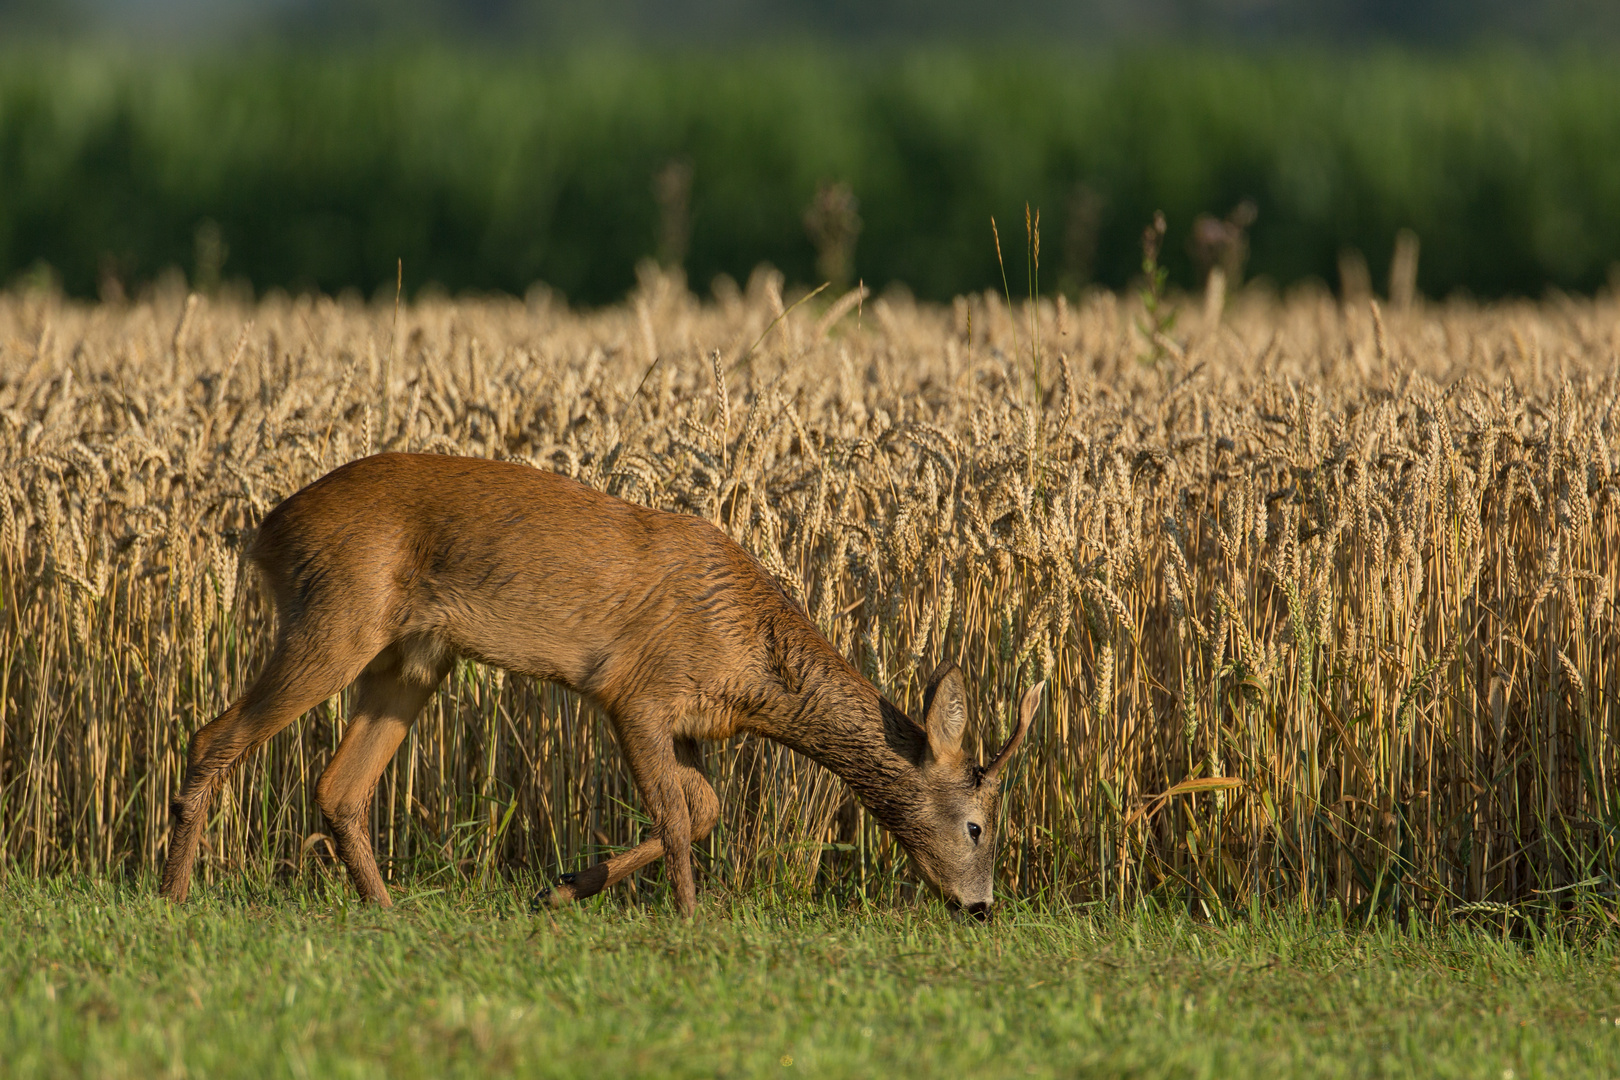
[159,453,1043,918]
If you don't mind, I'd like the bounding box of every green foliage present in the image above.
[6,876,1620,1078]
[2,46,1619,303]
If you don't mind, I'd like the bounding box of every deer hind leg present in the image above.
[159,629,378,904]
[542,738,718,912]
[314,639,450,906]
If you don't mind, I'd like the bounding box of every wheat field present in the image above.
[1,268,1616,919]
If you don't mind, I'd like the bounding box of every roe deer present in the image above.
[159,452,1043,918]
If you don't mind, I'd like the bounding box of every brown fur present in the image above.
[158,453,1040,916]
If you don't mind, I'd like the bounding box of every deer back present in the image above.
[249,452,793,727]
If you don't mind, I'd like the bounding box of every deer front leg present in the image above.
[660,782,697,915]
[542,738,717,913]
[593,732,696,913]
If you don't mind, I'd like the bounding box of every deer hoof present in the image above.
[532,875,578,911]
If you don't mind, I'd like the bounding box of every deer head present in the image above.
[896,664,1044,921]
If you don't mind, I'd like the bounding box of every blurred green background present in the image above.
[2,1,1618,303]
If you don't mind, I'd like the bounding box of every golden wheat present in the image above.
[1,270,1616,917]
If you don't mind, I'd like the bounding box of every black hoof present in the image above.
[532,872,583,912]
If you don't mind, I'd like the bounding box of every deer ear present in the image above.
[922,663,967,759]
[985,681,1043,782]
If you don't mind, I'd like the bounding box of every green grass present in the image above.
[5,876,1620,1078]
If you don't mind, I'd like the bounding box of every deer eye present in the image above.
[967,822,982,844]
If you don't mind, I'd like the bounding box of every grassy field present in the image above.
[5,875,1620,1079]
[3,274,1620,1075]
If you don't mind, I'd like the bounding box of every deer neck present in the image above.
[742,632,928,836]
